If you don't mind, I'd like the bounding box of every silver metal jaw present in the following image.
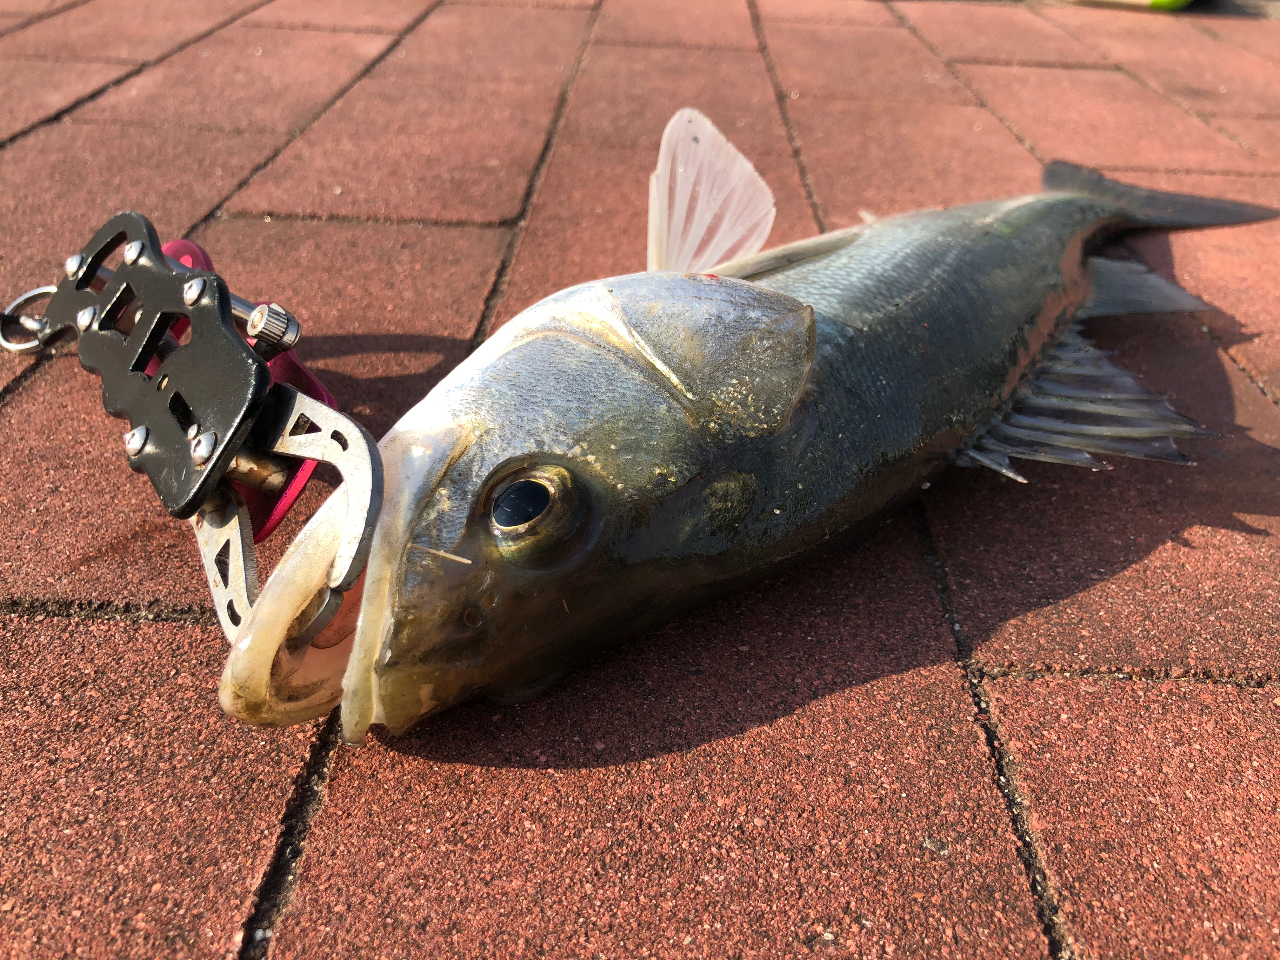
[191,385,382,646]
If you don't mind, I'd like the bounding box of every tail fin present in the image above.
[1042,161,1278,230]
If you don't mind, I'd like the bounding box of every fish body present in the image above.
[220,126,1277,742]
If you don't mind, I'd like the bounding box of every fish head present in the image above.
[237,273,815,743]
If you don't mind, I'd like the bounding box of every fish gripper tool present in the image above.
[0,211,383,645]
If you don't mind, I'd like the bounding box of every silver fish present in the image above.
[220,112,1277,744]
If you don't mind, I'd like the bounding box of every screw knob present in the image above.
[246,302,301,352]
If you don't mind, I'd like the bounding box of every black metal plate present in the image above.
[43,212,271,518]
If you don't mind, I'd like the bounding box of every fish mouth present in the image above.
[340,422,474,744]
[217,421,471,736]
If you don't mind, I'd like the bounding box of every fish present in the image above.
[216,109,1278,744]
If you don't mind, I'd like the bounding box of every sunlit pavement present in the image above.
[1,0,1278,956]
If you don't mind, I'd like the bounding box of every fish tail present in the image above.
[1042,160,1279,230]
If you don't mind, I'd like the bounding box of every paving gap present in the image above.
[468,0,605,349]
[238,709,342,960]
[947,58,1124,71]
[984,663,1278,689]
[212,209,521,230]
[910,499,1077,960]
[0,0,94,41]
[236,21,402,36]
[1020,1,1272,162]
[187,0,449,239]
[0,0,280,153]
[886,0,1047,164]
[0,595,217,625]
[744,0,826,233]
[590,38,764,51]
[1085,165,1279,179]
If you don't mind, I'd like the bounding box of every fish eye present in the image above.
[487,465,590,566]
[492,479,552,528]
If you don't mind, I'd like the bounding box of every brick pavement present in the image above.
[0,0,1277,957]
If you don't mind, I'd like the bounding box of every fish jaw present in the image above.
[340,422,474,744]
[219,484,354,727]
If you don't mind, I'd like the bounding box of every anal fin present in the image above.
[957,323,1206,479]
[1077,257,1208,319]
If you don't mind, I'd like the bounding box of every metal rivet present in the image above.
[124,425,148,457]
[76,306,97,332]
[186,423,200,441]
[190,431,216,466]
[182,277,206,306]
[123,240,144,265]
[65,254,85,279]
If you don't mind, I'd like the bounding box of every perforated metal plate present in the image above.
[45,212,271,518]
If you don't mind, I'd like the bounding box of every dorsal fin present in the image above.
[647,108,776,273]
[956,323,1211,479]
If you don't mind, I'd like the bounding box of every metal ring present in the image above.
[1,285,59,355]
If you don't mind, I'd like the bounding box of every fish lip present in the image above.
[340,422,474,745]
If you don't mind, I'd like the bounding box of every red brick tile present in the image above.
[1190,13,1280,65]
[766,22,975,105]
[0,121,281,316]
[756,0,897,28]
[0,58,128,140]
[989,677,1280,958]
[958,64,1268,172]
[899,2,1108,66]
[930,312,1280,681]
[0,0,264,64]
[226,8,589,223]
[0,613,316,958]
[77,26,392,133]
[192,217,508,438]
[789,98,1041,228]
[225,80,554,222]
[371,3,587,86]
[496,143,814,327]
[242,0,431,32]
[1124,174,1280,395]
[269,527,1047,959]
[1216,117,1280,168]
[594,0,757,50]
[560,45,791,155]
[1040,5,1280,118]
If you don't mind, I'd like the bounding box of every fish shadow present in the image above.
[357,238,1279,769]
